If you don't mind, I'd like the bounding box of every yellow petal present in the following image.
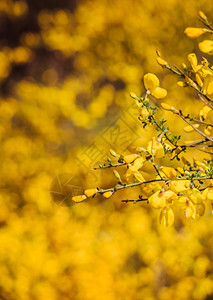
[202,75,213,95]
[148,190,166,209]
[159,207,174,226]
[202,187,213,201]
[143,73,159,92]
[199,105,212,119]
[125,168,132,182]
[140,106,150,119]
[161,167,177,179]
[152,86,167,99]
[199,40,213,54]
[204,126,211,136]
[187,189,203,204]
[177,81,187,87]
[188,53,198,71]
[147,137,164,158]
[130,157,145,172]
[207,80,213,95]
[196,203,205,216]
[155,142,165,158]
[177,167,184,174]
[134,171,145,183]
[184,201,196,219]
[184,27,205,38]
[72,195,87,202]
[169,180,190,193]
[195,73,203,87]
[200,66,213,77]
[123,154,138,164]
[164,190,178,203]
[178,196,188,203]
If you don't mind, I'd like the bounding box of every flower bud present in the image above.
[199,11,208,22]
[113,170,121,181]
[184,124,199,133]
[130,92,137,99]
[156,57,167,67]
[109,149,117,157]
[199,40,213,54]
[184,27,205,38]
[84,189,98,198]
[103,191,114,198]
[161,103,172,111]
[72,195,87,202]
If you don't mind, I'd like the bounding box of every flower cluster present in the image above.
[72,12,213,227]
[184,11,213,54]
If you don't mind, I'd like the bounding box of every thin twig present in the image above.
[198,94,213,110]
[94,162,126,170]
[178,110,213,143]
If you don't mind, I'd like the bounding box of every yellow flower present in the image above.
[199,105,212,120]
[159,206,174,226]
[184,27,205,38]
[143,73,167,99]
[147,137,164,158]
[199,40,213,54]
[140,106,150,120]
[142,181,163,197]
[148,190,177,209]
[125,157,145,183]
[187,189,203,204]
[179,195,204,218]
[129,157,145,172]
[72,194,87,202]
[188,53,202,72]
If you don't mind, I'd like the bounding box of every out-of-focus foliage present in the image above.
[1,0,213,299]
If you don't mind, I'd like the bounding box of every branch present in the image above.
[178,110,213,143]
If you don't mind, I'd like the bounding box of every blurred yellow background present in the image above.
[1,0,213,299]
